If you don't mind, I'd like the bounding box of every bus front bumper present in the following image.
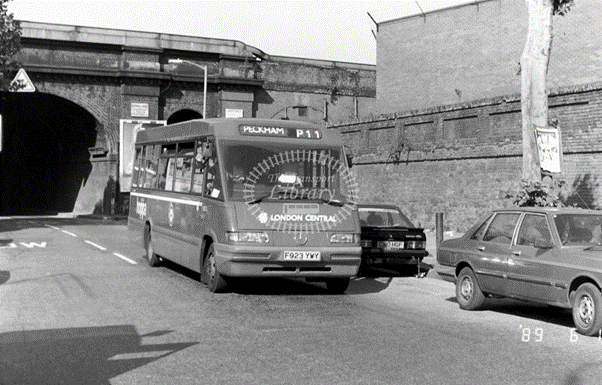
[213,244,361,278]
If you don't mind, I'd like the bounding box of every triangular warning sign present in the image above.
[10,69,36,92]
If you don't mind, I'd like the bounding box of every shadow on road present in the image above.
[0,270,9,285]
[158,259,332,295]
[157,257,432,296]
[0,326,198,385]
[358,263,432,278]
[346,276,394,294]
[158,259,201,282]
[563,361,602,385]
[445,296,575,328]
[0,238,13,246]
[230,278,332,295]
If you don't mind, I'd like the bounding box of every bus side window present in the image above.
[132,146,143,188]
[174,157,193,193]
[145,144,161,189]
[191,139,207,194]
[157,158,167,190]
[164,158,175,191]
[174,142,195,193]
[137,145,147,188]
[143,145,155,188]
[203,138,222,199]
[158,143,176,191]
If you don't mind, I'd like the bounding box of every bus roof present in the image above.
[135,118,343,145]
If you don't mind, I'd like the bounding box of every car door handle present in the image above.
[477,246,485,251]
[512,250,521,256]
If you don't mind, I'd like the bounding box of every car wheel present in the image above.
[572,283,602,336]
[143,224,161,267]
[204,244,227,293]
[325,278,350,294]
[456,267,485,310]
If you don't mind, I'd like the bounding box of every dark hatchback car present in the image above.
[438,207,602,336]
[357,204,428,272]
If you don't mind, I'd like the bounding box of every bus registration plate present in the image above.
[283,251,321,261]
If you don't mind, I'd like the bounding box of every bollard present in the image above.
[435,212,444,249]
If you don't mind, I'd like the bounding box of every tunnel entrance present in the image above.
[0,92,98,215]
[167,109,202,124]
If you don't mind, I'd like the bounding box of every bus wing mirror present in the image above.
[346,153,353,168]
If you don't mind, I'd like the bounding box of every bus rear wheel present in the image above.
[144,224,161,267]
[204,244,227,293]
[325,278,350,294]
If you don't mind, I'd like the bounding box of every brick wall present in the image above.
[258,56,376,124]
[331,82,602,232]
[377,0,602,113]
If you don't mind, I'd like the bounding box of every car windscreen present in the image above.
[554,214,602,246]
[358,208,414,228]
[219,140,351,203]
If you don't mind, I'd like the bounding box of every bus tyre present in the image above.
[204,244,227,293]
[571,283,602,336]
[456,267,485,310]
[325,278,350,294]
[144,224,161,267]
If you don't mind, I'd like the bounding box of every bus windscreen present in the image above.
[220,141,351,204]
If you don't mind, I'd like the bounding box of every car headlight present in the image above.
[227,231,269,243]
[330,233,359,244]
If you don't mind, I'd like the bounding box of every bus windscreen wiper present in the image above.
[247,190,287,205]
[318,197,345,207]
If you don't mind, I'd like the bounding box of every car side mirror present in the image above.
[534,239,554,249]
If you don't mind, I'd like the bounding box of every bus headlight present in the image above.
[227,231,269,243]
[330,233,359,244]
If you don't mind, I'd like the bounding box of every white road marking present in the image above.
[108,350,172,360]
[42,222,136,266]
[20,242,47,248]
[113,252,137,265]
[84,240,107,251]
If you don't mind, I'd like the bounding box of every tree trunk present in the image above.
[521,0,553,183]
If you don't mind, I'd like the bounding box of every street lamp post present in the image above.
[168,59,207,119]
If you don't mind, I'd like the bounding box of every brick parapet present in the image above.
[331,81,602,231]
[332,81,602,164]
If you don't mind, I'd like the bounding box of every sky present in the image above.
[7,0,474,65]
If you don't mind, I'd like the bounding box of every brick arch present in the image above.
[167,108,203,124]
[35,82,114,151]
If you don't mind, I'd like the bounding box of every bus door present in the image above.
[170,141,198,265]
[180,137,223,271]
[153,142,180,262]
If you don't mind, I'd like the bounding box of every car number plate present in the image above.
[283,251,321,261]
[384,241,404,250]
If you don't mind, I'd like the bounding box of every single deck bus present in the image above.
[128,118,361,293]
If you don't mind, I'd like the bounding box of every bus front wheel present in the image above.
[144,224,161,267]
[204,244,228,293]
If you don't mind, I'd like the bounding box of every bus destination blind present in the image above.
[239,125,322,139]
